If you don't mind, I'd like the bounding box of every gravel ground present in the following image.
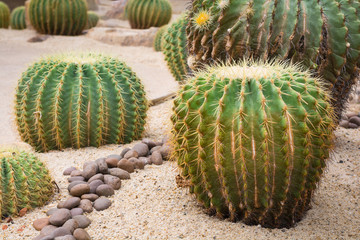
[1,100,359,240]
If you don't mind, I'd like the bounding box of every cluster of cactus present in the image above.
[0,1,9,28]
[0,148,54,218]
[162,14,190,82]
[153,25,168,52]
[15,53,148,152]
[29,0,87,35]
[186,0,360,120]
[126,0,172,29]
[86,11,100,29]
[10,6,25,30]
[171,61,335,228]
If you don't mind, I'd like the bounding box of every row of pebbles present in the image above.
[339,112,360,129]
[32,138,171,240]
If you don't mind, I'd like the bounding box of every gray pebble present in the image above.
[72,215,91,228]
[68,176,85,183]
[119,148,131,158]
[70,170,83,177]
[150,146,161,154]
[159,145,171,160]
[49,227,71,238]
[40,225,57,236]
[68,181,87,192]
[73,228,91,240]
[104,175,121,190]
[87,173,104,183]
[95,158,108,174]
[79,199,93,213]
[107,154,122,160]
[63,167,77,175]
[82,162,98,180]
[49,209,71,226]
[139,157,151,165]
[89,180,104,194]
[70,208,83,217]
[81,194,99,202]
[46,208,58,216]
[54,235,76,240]
[62,219,78,234]
[150,151,163,165]
[124,149,139,159]
[132,143,149,157]
[70,183,90,197]
[93,197,112,211]
[61,197,81,209]
[142,138,157,149]
[108,167,131,179]
[96,184,115,197]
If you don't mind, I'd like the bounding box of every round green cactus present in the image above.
[0,148,54,218]
[0,1,10,29]
[29,0,87,35]
[10,6,25,30]
[171,61,335,228]
[15,53,148,152]
[126,0,172,29]
[86,11,99,29]
[162,14,190,82]
[186,0,360,120]
[153,25,168,52]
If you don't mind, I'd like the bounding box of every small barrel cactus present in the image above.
[86,11,99,29]
[0,1,10,29]
[171,61,335,228]
[0,148,54,218]
[126,0,172,29]
[153,25,168,52]
[29,0,87,35]
[186,0,360,120]
[10,6,26,30]
[15,53,148,152]
[162,14,190,82]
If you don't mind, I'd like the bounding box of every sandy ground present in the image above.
[0,24,359,240]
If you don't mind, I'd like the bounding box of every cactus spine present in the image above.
[171,61,335,228]
[10,6,26,30]
[0,1,9,29]
[162,14,190,82]
[186,0,360,120]
[15,53,148,152]
[0,148,54,218]
[126,0,172,29]
[86,11,99,29]
[154,25,168,52]
[29,0,87,35]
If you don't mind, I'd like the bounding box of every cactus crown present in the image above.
[0,1,10,29]
[171,60,335,228]
[0,148,54,218]
[15,52,148,152]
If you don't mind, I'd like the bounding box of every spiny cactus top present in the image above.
[10,6,26,30]
[126,0,172,29]
[29,0,87,35]
[186,0,360,120]
[15,53,148,152]
[162,14,190,82]
[153,25,168,52]
[0,1,10,29]
[0,148,54,218]
[171,61,335,228]
[86,11,100,29]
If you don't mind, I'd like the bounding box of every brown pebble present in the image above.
[70,208,83,217]
[139,157,151,165]
[72,215,91,228]
[79,199,93,213]
[349,116,360,126]
[119,148,131,158]
[117,159,135,173]
[132,143,149,157]
[70,170,83,177]
[70,184,90,197]
[339,120,349,128]
[62,219,78,234]
[40,225,57,236]
[68,176,85,183]
[87,173,104,183]
[61,197,81,209]
[89,179,104,194]
[108,168,131,179]
[104,175,121,190]
[33,218,49,231]
[124,149,139,159]
[159,145,171,160]
[81,194,99,202]
[129,157,145,169]
[95,158,108,174]
[63,167,77,175]
[150,151,163,165]
[46,208,58,216]
[345,112,359,119]
[107,154,122,160]
[49,209,71,226]
[96,184,115,197]
[73,228,91,240]
[105,157,119,168]
[150,146,161,154]
[82,163,98,180]
[54,235,76,240]
[349,122,359,129]
[142,138,157,149]
[68,181,87,192]
[50,227,71,238]
[93,197,112,211]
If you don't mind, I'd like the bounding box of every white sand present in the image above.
[0,27,359,240]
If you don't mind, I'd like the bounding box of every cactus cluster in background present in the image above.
[162,14,190,82]
[29,0,87,35]
[171,61,335,228]
[15,53,148,152]
[86,11,100,29]
[10,6,25,30]
[0,1,10,28]
[153,25,168,52]
[126,0,172,29]
[0,148,54,218]
[186,0,360,120]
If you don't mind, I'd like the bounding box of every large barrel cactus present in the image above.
[86,11,99,29]
[0,1,10,28]
[10,6,25,30]
[162,14,190,82]
[0,148,54,218]
[154,25,168,52]
[15,53,148,152]
[126,0,172,29]
[29,0,87,35]
[187,0,360,120]
[171,61,335,228]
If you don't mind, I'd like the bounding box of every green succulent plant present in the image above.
[153,25,168,52]
[171,61,335,228]
[0,148,54,218]
[15,53,148,152]
[10,6,25,30]
[86,11,99,29]
[186,0,360,120]
[0,1,10,29]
